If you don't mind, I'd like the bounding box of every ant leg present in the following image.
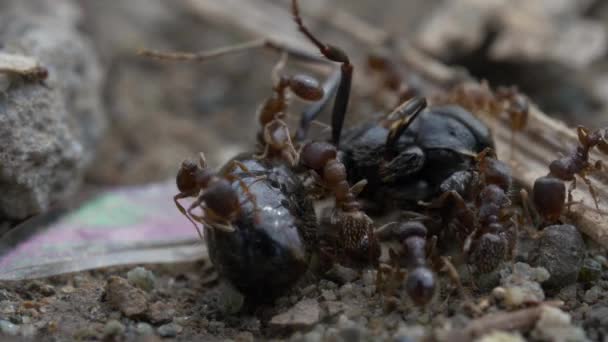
[292,0,353,147]
[185,196,207,240]
[295,69,341,141]
[254,144,270,160]
[519,189,540,237]
[580,174,601,211]
[174,191,202,236]
[139,38,326,64]
[567,177,577,212]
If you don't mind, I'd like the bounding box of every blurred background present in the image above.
[2,0,608,225]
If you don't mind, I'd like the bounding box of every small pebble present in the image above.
[584,286,603,304]
[157,323,183,337]
[0,320,19,336]
[103,319,125,338]
[127,267,156,292]
[361,270,376,286]
[105,276,148,318]
[532,306,589,342]
[579,258,602,283]
[321,290,337,301]
[135,322,155,335]
[338,284,354,298]
[324,264,359,284]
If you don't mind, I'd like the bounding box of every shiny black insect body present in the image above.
[205,153,317,301]
[339,102,495,209]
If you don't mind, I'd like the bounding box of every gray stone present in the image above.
[270,299,321,330]
[135,322,154,335]
[529,225,585,289]
[0,0,104,219]
[102,320,125,338]
[583,286,603,304]
[0,320,19,336]
[127,267,156,292]
[145,301,174,324]
[324,264,359,284]
[157,323,182,338]
[579,258,602,283]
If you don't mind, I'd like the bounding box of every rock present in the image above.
[105,276,148,318]
[585,305,608,327]
[135,322,155,335]
[500,263,549,308]
[127,267,156,292]
[25,281,55,297]
[529,225,585,289]
[321,290,337,301]
[583,286,602,304]
[235,331,255,342]
[579,258,602,284]
[393,324,426,342]
[0,320,19,336]
[531,306,589,342]
[338,283,354,299]
[270,299,321,330]
[102,320,125,338]
[145,301,174,325]
[477,331,526,342]
[324,264,359,284]
[157,323,182,338]
[0,0,105,219]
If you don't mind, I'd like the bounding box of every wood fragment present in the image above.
[0,52,48,81]
[185,0,608,248]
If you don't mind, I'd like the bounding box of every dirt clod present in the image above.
[104,276,148,318]
[270,299,321,331]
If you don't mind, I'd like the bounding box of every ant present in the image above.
[173,153,260,237]
[423,148,517,274]
[532,126,608,225]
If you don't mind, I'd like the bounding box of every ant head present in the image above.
[467,231,506,273]
[176,153,212,193]
[176,159,200,193]
[289,74,324,101]
[406,266,436,306]
[300,141,337,171]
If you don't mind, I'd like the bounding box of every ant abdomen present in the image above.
[300,141,337,171]
[288,74,324,101]
[533,175,566,223]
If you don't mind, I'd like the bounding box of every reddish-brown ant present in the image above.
[255,53,324,166]
[533,126,608,225]
[173,153,261,237]
[424,148,517,273]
